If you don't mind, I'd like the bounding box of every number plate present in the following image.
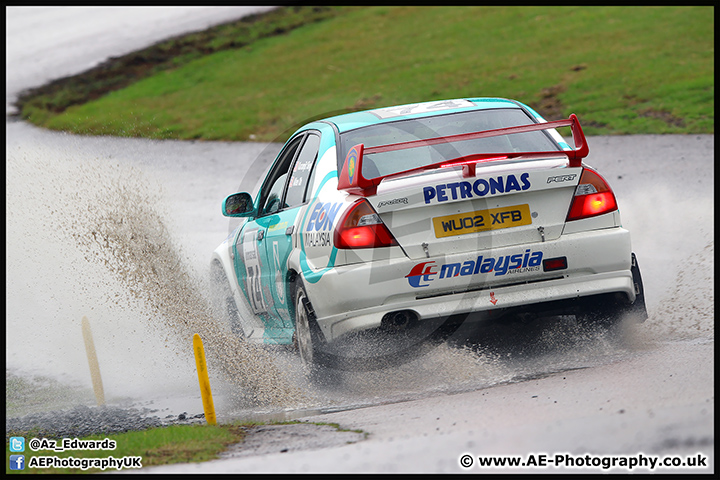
[432,204,532,238]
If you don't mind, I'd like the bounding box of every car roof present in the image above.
[321,97,536,134]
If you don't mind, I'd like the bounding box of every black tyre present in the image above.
[211,262,245,338]
[293,280,330,370]
[627,252,648,323]
[576,254,648,328]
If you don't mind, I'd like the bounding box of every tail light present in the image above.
[566,167,618,221]
[334,199,398,249]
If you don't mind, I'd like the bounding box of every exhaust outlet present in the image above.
[381,310,418,332]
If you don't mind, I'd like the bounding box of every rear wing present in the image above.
[337,113,589,196]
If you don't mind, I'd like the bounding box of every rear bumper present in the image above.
[304,226,636,342]
[326,271,634,340]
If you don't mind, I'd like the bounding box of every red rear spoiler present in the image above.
[337,114,589,196]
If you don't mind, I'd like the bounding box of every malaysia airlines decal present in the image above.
[405,249,544,288]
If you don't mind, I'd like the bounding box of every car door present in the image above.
[233,135,304,336]
[260,131,321,327]
[233,131,320,342]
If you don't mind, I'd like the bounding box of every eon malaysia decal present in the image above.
[405,249,543,288]
[305,201,342,247]
[423,173,531,204]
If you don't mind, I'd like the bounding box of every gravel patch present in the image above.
[5,404,205,440]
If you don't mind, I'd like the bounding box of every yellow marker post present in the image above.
[81,316,105,406]
[193,333,217,425]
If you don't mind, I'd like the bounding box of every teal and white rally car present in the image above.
[211,98,647,368]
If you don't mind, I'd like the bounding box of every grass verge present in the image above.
[15,6,714,141]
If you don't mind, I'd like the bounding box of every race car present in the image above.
[211,97,647,369]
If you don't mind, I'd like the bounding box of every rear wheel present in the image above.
[293,281,328,369]
[626,252,648,323]
[576,253,648,329]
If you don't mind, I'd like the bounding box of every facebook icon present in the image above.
[9,455,25,470]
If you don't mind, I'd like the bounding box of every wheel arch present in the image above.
[286,268,300,323]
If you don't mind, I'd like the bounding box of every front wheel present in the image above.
[211,262,245,338]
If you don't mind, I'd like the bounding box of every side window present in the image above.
[259,135,303,216]
[284,133,320,208]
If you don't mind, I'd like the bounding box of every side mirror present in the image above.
[222,192,254,217]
